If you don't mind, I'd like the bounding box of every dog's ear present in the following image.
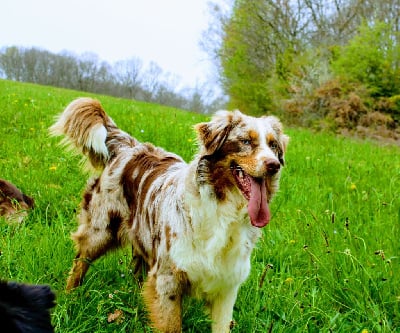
[264,116,289,150]
[264,115,289,164]
[195,110,237,156]
[280,133,289,154]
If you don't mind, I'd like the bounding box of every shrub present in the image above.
[331,21,400,97]
[358,111,394,129]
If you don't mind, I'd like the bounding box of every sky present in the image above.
[1,0,224,89]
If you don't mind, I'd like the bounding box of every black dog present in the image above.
[0,281,55,333]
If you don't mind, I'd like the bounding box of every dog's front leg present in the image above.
[143,270,184,333]
[209,287,239,333]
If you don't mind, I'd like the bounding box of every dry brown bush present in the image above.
[281,78,400,143]
[359,111,394,129]
[328,92,367,129]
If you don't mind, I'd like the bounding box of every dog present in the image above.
[0,281,56,333]
[0,179,34,223]
[50,98,289,332]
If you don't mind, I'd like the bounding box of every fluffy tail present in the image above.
[50,98,136,171]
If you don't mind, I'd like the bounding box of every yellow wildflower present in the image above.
[284,277,294,284]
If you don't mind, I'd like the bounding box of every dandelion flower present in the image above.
[49,166,57,171]
[284,277,294,284]
[350,183,357,190]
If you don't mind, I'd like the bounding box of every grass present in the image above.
[0,79,399,332]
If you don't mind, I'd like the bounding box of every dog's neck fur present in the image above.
[168,160,263,298]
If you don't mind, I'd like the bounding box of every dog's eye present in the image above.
[241,139,252,145]
[269,141,279,150]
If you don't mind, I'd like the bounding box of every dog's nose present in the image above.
[265,158,280,175]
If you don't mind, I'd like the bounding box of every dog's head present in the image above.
[195,110,289,228]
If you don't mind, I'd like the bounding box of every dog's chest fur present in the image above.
[171,191,261,296]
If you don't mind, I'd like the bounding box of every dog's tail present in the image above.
[50,98,137,171]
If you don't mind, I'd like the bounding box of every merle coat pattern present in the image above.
[50,98,289,332]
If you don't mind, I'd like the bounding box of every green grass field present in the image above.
[1,79,399,332]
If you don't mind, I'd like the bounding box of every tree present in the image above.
[219,0,303,114]
[140,62,163,101]
[49,51,80,88]
[0,46,23,81]
[113,58,143,99]
[206,0,400,115]
[0,45,225,114]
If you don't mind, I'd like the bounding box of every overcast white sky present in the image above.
[1,0,223,88]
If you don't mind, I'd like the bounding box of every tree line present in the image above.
[204,0,400,139]
[0,46,226,114]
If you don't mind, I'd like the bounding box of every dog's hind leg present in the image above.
[143,268,187,333]
[66,209,121,291]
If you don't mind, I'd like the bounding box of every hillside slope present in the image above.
[0,79,399,332]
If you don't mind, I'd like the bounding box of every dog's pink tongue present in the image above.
[248,178,270,228]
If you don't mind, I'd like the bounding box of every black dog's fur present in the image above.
[0,281,55,333]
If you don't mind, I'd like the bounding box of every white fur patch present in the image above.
[86,124,108,158]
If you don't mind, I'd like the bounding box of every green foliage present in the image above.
[218,2,400,134]
[221,0,295,115]
[1,80,400,332]
[331,21,400,97]
[387,95,400,122]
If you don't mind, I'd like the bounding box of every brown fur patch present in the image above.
[108,210,122,240]
[210,162,236,201]
[165,225,172,252]
[248,129,259,143]
[267,133,275,143]
[0,179,34,222]
[142,269,189,333]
